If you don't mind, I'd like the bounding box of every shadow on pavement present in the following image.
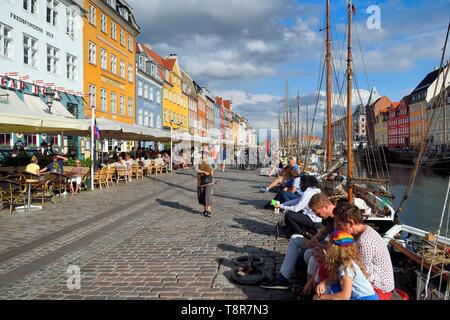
[155,199,200,215]
[230,217,277,237]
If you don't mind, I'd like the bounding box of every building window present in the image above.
[128,35,133,51]
[138,108,143,125]
[150,87,154,101]
[150,112,154,128]
[66,54,76,80]
[110,54,117,74]
[100,13,107,33]
[138,80,143,97]
[46,0,59,26]
[120,29,125,46]
[164,90,167,99]
[46,45,59,74]
[128,98,133,117]
[128,64,132,82]
[88,84,96,109]
[156,91,161,104]
[120,60,125,78]
[110,21,116,40]
[88,4,96,26]
[106,0,116,9]
[111,92,117,114]
[23,34,38,67]
[144,111,149,126]
[100,48,107,70]
[157,115,161,128]
[0,133,11,146]
[66,9,76,38]
[138,55,146,71]
[100,88,107,112]
[88,42,96,64]
[120,95,125,114]
[150,64,157,78]
[143,84,148,99]
[23,0,38,14]
[0,23,13,59]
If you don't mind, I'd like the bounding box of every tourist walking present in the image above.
[195,150,216,217]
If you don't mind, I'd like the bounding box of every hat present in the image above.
[330,230,354,247]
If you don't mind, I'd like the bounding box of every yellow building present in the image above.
[162,55,188,131]
[83,0,139,126]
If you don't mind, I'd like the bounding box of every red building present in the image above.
[388,97,410,149]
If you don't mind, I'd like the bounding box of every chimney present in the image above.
[215,97,223,106]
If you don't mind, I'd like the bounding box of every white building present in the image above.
[0,0,85,155]
[0,0,84,92]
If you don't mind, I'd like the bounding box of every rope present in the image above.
[396,22,450,213]
[438,199,449,300]
[424,175,450,299]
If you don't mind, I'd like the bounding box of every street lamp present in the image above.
[44,87,55,114]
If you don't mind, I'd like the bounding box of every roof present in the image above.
[391,102,400,108]
[141,44,167,82]
[163,57,177,71]
[411,68,441,95]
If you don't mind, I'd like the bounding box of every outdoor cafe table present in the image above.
[16,179,42,211]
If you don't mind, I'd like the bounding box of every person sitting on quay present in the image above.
[25,155,40,176]
[68,159,84,195]
[262,197,395,300]
[162,153,171,168]
[271,169,302,204]
[39,153,68,174]
[314,230,379,300]
[260,157,301,194]
[260,193,336,291]
[277,175,322,236]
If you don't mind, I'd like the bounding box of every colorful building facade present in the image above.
[161,55,188,131]
[83,0,139,127]
[388,97,410,149]
[135,43,163,130]
[0,0,85,155]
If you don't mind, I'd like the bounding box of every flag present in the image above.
[94,117,101,140]
[348,1,356,15]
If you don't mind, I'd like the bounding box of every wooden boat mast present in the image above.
[326,0,333,169]
[346,1,354,203]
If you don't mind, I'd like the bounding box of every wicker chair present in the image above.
[105,166,116,187]
[0,179,27,214]
[115,165,129,184]
[93,167,108,189]
[22,172,55,206]
[130,163,144,180]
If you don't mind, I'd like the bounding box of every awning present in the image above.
[95,117,171,142]
[0,88,89,134]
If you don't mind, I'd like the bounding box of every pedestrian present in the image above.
[195,150,215,217]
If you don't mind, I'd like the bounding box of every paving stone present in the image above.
[0,170,293,300]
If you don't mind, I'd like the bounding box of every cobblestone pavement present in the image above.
[0,169,293,300]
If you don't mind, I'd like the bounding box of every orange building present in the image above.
[83,0,139,126]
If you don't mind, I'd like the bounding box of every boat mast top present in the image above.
[326,0,333,170]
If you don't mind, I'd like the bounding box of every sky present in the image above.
[129,0,450,135]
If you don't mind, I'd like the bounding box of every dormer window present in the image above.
[138,55,146,71]
[106,0,116,9]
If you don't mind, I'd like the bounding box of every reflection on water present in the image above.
[389,164,449,232]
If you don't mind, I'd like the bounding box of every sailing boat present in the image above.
[301,0,397,232]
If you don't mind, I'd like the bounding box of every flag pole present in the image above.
[90,105,95,191]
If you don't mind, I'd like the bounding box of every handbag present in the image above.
[200,174,213,185]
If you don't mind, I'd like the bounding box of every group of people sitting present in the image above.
[25,154,84,195]
[258,158,397,300]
